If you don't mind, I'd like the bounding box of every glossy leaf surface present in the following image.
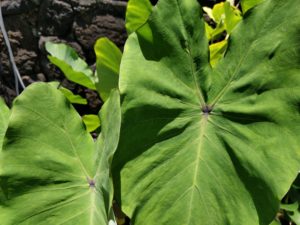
[95,38,122,101]
[46,42,96,90]
[0,83,121,225]
[113,0,300,225]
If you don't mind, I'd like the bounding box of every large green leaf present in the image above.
[0,98,10,204]
[46,42,96,90]
[112,0,300,225]
[0,83,121,225]
[125,0,153,35]
[0,98,10,150]
[95,38,122,101]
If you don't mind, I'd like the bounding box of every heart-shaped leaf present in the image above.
[112,0,300,224]
[0,83,121,225]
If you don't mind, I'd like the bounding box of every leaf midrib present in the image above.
[185,114,212,224]
[175,0,206,108]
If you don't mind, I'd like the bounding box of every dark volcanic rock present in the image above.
[73,14,127,51]
[38,0,74,36]
[0,0,127,108]
[1,0,40,15]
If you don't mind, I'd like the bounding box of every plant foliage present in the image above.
[45,42,96,90]
[125,0,153,35]
[241,0,264,13]
[94,38,122,102]
[82,114,101,133]
[0,98,9,150]
[112,1,300,225]
[0,83,121,225]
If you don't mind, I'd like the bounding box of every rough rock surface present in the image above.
[0,0,127,110]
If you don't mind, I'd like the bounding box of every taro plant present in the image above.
[111,0,300,225]
[0,0,299,225]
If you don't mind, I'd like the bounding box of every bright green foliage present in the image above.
[204,1,242,67]
[224,2,242,34]
[204,1,241,40]
[281,203,300,224]
[269,221,281,225]
[0,98,9,150]
[95,38,122,101]
[83,114,101,132]
[59,87,88,105]
[209,39,228,67]
[48,81,88,105]
[241,0,264,13]
[204,4,226,41]
[204,22,216,40]
[0,83,121,225]
[280,177,300,224]
[211,2,225,23]
[112,1,300,225]
[125,0,152,35]
[45,42,96,90]
[0,99,10,204]
[290,213,300,225]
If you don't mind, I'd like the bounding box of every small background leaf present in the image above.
[82,114,101,132]
[48,81,87,105]
[209,39,228,67]
[241,0,264,13]
[212,2,225,23]
[125,0,153,35]
[46,42,96,90]
[224,2,242,34]
[95,38,122,101]
[59,87,88,105]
